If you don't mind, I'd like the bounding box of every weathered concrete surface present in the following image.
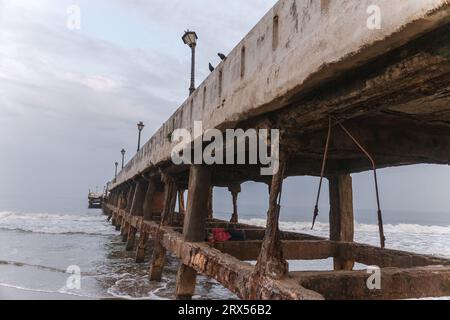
[294,266,450,300]
[111,0,450,188]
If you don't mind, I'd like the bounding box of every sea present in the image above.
[0,194,449,300]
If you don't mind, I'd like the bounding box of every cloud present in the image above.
[63,73,120,93]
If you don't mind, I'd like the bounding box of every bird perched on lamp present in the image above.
[218,53,227,61]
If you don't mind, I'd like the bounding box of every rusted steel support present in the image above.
[329,174,355,271]
[148,173,177,281]
[312,117,332,229]
[142,179,157,220]
[255,150,289,279]
[175,165,211,300]
[130,180,148,217]
[228,184,241,224]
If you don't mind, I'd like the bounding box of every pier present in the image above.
[88,191,103,209]
[102,0,450,300]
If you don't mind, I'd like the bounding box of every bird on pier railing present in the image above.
[218,53,227,61]
[209,63,215,72]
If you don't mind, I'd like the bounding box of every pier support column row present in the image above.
[175,165,211,300]
[329,174,355,271]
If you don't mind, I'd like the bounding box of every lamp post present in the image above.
[121,149,126,169]
[137,121,145,152]
[114,162,118,178]
[182,30,198,96]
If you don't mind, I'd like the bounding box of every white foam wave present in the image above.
[0,211,116,236]
[106,274,168,300]
[240,218,450,236]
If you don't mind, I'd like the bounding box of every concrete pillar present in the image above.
[148,240,167,281]
[182,166,211,241]
[178,189,186,217]
[126,226,137,251]
[148,174,177,281]
[175,264,198,300]
[329,174,355,271]
[206,186,213,220]
[116,215,122,231]
[113,191,119,207]
[125,183,136,213]
[130,180,148,217]
[142,179,157,221]
[121,221,129,242]
[111,212,117,227]
[229,184,241,223]
[161,174,177,226]
[116,190,123,211]
[119,189,127,210]
[175,165,211,300]
[255,151,288,279]
[135,232,149,263]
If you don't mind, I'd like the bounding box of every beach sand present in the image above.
[0,286,95,300]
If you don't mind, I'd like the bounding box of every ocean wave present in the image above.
[239,219,450,236]
[0,259,101,276]
[0,211,116,236]
[106,274,168,300]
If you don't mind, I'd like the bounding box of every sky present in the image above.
[0,0,449,220]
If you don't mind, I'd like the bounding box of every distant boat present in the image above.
[88,191,103,209]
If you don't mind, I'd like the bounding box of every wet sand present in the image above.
[0,286,95,300]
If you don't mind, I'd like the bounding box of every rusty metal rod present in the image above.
[312,117,332,230]
[335,120,386,249]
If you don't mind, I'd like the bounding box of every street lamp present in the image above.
[137,121,145,152]
[121,149,126,169]
[182,30,198,96]
[114,162,118,178]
